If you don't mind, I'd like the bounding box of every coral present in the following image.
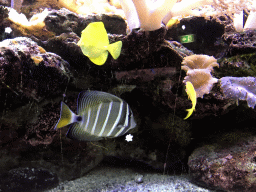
[120,0,177,31]
[233,1,256,32]
[8,8,54,37]
[182,54,219,98]
[183,69,218,98]
[8,8,48,30]
[120,0,255,32]
[181,54,219,72]
[220,76,256,108]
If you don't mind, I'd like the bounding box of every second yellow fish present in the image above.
[184,81,197,119]
[77,22,122,65]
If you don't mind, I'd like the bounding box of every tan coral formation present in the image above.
[182,54,219,98]
[181,54,219,72]
[183,69,218,98]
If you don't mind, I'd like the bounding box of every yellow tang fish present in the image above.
[77,22,122,65]
[166,18,180,29]
[184,81,197,119]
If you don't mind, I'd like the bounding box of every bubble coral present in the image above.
[220,76,256,108]
[182,54,219,98]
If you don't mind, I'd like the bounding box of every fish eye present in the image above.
[76,116,82,122]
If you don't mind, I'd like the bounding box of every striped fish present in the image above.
[55,91,136,141]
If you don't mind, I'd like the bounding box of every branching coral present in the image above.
[220,76,256,108]
[120,0,216,31]
[120,0,255,32]
[162,0,214,24]
[120,0,177,31]
[132,0,177,31]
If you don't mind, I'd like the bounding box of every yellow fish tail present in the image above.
[55,102,76,129]
[166,18,179,29]
[184,108,194,120]
[108,41,122,60]
[184,81,197,119]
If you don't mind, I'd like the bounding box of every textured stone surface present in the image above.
[188,135,256,192]
[0,167,59,192]
[223,30,256,56]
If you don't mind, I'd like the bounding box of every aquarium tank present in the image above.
[0,0,256,191]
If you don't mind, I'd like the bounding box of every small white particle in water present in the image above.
[125,134,133,142]
[5,27,12,34]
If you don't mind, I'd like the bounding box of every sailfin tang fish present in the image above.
[184,81,197,119]
[55,91,136,141]
[77,22,122,65]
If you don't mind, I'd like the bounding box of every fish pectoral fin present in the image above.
[184,108,194,120]
[55,102,76,129]
[107,41,122,60]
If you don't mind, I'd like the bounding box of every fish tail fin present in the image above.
[108,41,122,59]
[55,102,77,129]
[184,108,194,120]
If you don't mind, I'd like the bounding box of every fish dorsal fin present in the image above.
[79,22,109,48]
[108,41,122,60]
[77,91,122,114]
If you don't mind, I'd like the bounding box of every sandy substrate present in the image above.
[45,164,216,192]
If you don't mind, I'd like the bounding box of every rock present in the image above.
[0,6,9,41]
[0,36,104,183]
[0,167,59,192]
[223,30,256,56]
[188,135,256,192]
[44,8,126,36]
[166,16,225,56]
[0,37,71,103]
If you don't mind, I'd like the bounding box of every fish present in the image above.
[166,18,180,29]
[184,81,197,119]
[77,22,122,65]
[55,91,136,141]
